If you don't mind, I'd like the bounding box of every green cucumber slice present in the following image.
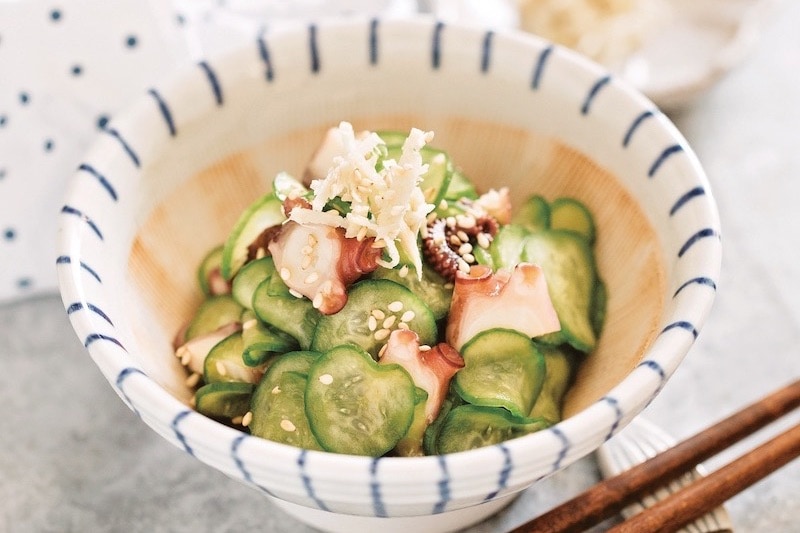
[241,310,298,367]
[549,197,596,243]
[455,328,546,417]
[305,345,416,456]
[512,194,550,234]
[443,169,478,200]
[529,344,576,423]
[310,279,438,357]
[435,405,550,454]
[369,264,452,321]
[195,381,254,421]
[249,370,323,450]
[252,275,320,350]
[231,256,275,310]
[197,244,225,296]
[489,223,529,270]
[203,331,263,384]
[185,295,243,341]
[220,193,285,280]
[522,230,598,352]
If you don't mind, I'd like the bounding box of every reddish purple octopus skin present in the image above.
[422,215,499,281]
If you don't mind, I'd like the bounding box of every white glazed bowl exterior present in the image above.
[57,16,721,532]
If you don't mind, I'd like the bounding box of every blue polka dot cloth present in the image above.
[0,0,415,304]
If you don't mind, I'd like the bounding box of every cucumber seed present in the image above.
[319,373,334,385]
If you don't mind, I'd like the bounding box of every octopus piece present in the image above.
[445,263,561,351]
[268,220,382,315]
[174,322,242,375]
[423,213,499,281]
[379,329,464,424]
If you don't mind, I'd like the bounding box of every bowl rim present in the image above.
[56,13,722,512]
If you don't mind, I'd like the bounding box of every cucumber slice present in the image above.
[523,230,598,352]
[203,331,263,384]
[184,295,243,341]
[220,193,285,280]
[241,310,298,367]
[591,277,608,338]
[252,275,320,350]
[549,197,596,243]
[529,344,576,423]
[249,370,323,450]
[512,195,550,234]
[435,405,550,454]
[489,224,529,269]
[443,169,478,200]
[197,244,225,296]
[195,381,254,421]
[231,256,275,310]
[455,328,546,417]
[369,264,452,320]
[311,279,438,357]
[305,345,417,456]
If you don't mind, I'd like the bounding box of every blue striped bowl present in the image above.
[56,16,721,532]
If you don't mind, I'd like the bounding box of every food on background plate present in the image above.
[173,122,606,457]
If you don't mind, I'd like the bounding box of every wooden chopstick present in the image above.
[511,378,800,533]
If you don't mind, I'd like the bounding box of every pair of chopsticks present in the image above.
[512,378,800,532]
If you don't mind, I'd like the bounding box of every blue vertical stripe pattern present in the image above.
[670,186,706,215]
[198,61,223,105]
[484,444,512,500]
[115,367,147,416]
[257,32,274,82]
[369,18,379,65]
[602,396,623,441]
[171,410,195,455]
[674,276,717,298]
[370,458,388,517]
[531,45,553,89]
[308,24,320,73]
[432,455,451,513]
[581,75,611,115]
[102,126,140,167]
[60,206,103,240]
[623,110,655,147]
[678,228,719,258]
[298,450,330,511]
[481,31,493,73]
[661,320,699,339]
[648,144,684,177]
[432,21,445,69]
[66,301,114,325]
[77,163,117,201]
[147,88,176,136]
[84,333,126,350]
[56,256,102,283]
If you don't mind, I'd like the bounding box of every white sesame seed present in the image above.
[450,235,462,246]
[399,265,409,278]
[387,301,404,313]
[374,328,391,341]
[458,259,471,273]
[288,288,304,298]
[419,344,432,352]
[397,322,409,330]
[477,233,491,249]
[280,267,291,281]
[312,293,324,309]
[215,361,228,376]
[462,252,475,263]
[280,419,297,432]
[185,372,201,388]
[242,411,253,427]
[271,385,282,394]
[446,217,456,228]
[304,272,319,284]
[400,310,416,323]
[458,243,473,255]
[368,315,378,331]
[319,373,334,385]
[231,415,243,425]
[383,315,397,328]
[371,309,386,320]
[456,230,469,243]
[378,344,388,358]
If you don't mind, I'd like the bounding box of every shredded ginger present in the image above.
[288,121,435,278]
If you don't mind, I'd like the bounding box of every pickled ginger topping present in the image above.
[289,121,435,277]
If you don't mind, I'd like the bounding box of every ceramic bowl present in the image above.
[56,16,721,533]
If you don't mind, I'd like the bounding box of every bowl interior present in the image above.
[128,115,665,415]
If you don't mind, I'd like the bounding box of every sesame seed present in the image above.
[382,315,396,328]
[456,230,469,243]
[280,268,291,281]
[319,373,333,385]
[371,309,386,320]
[280,419,297,432]
[419,344,432,352]
[397,322,409,330]
[271,385,282,394]
[378,344,388,358]
[387,301,403,313]
[242,411,253,427]
[400,310,416,322]
[450,235,462,246]
[304,272,319,284]
[446,217,456,228]
[374,328,391,341]
[356,226,368,241]
[215,361,228,376]
[457,214,476,229]
[398,265,409,278]
[368,315,378,331]
[312,293,324,309]
[462,252,475,263]
[288,288,304,298]
[231,415,243,425]
[458,243,473,255]
[477,233,491,249]
[185,372,201,387]
[457,259,470,273]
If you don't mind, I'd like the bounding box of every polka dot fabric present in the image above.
[0,0,416,304]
